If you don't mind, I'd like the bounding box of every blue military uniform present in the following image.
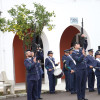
[62,50,70,92]
[24,57,40,100]
[72,48,87,100]
[93,50,100,94]
[36,51,44,99]
[45,51,58,93]
[37,63,43,99]
[85,49,95,92]
[37,50,44,61]
[65,54,76,94]
[72,38,88,100]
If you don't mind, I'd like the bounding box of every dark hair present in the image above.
[25,50,31,55]
[74,42,80,46]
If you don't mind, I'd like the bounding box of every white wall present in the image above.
[0,32,15,80]
[0,0,100,83]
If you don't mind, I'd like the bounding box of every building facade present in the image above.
[0,0,100,84]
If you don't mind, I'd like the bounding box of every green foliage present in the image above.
[7,4,35,41]
[0,17,6,32]
[33,3,55,34]
[0,2,56,48]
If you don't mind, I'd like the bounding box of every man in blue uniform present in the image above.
[45,51,59,94]
[24,50,40,100]
[69,47,74,55]
[62,49,71,92]
[36,47,44,61]
[85,49,95,92]
[32,51,43,99]
[68,47,77,94]
[72,35,88,100]
[93,50,100,95]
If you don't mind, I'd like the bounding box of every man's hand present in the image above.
[38,60,40,63]
[82,49,86,56]
[81,34,86,38]
[49,69,52,71]
[57,62,60,65]
[33,57,36,63]
[90,66,93,69]
[39,47,41,50]
[71,70,74,74]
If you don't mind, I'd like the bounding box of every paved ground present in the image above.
[14,79,97,91]
[3,90,100,100]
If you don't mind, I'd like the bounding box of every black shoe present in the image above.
[89,90,95,92]
[93,89,96,91]
[50,91,55,94]
[82,98,88,100]
[66,90,70,92]
[78,99,83,100]
[89,90,93,92]
[38,98,43,99]
[98,93,100,95]
[71,91,76,94]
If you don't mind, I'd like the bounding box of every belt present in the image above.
[27,72,37,75]
[79,69,86,70]
[76,68,86,70]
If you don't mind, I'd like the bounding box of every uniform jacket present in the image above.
[45,57,58,74]
[37,62,44,75]
[36,50,44,61]
[85,55,95,73]
[65,55,76,71]
[72,49,87,70]
[24,58,40,81]
[72,37,88,70]
[93,59,100,76]
[62,55,68,71]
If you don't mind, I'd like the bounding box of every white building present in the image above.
[0,0,100,84]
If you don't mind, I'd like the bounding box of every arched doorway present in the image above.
[60,25,89,78]
[13,35,25,83]
[13,35,45,83]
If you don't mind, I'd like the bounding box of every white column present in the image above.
[41,33,49,84]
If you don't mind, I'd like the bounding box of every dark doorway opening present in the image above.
[36,36,44,78]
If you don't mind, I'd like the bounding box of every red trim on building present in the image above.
[13,35,26,83]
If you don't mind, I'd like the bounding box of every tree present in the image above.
[0,2,56,91]
[0,17,6,32]
[5,3,55,53]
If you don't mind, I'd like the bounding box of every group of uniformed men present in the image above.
[44,34,100,100]
[62,34,100,100]
[24,34,100,100]
[24,47,43,100]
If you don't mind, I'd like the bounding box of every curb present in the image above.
[0,93,27,100]
[0,90,66,99]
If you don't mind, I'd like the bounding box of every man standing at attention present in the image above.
[24,50,40,100]
[45,51,59,94]
[72,34,88,100]
[62,49,71,92]
[85,49,95,92]
[32,51,43,99]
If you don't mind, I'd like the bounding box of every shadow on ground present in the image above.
[2,90,100,100]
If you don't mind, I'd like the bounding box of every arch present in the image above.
[60,25,90,78]
[72,25,91,49]
[13,32,49,83]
